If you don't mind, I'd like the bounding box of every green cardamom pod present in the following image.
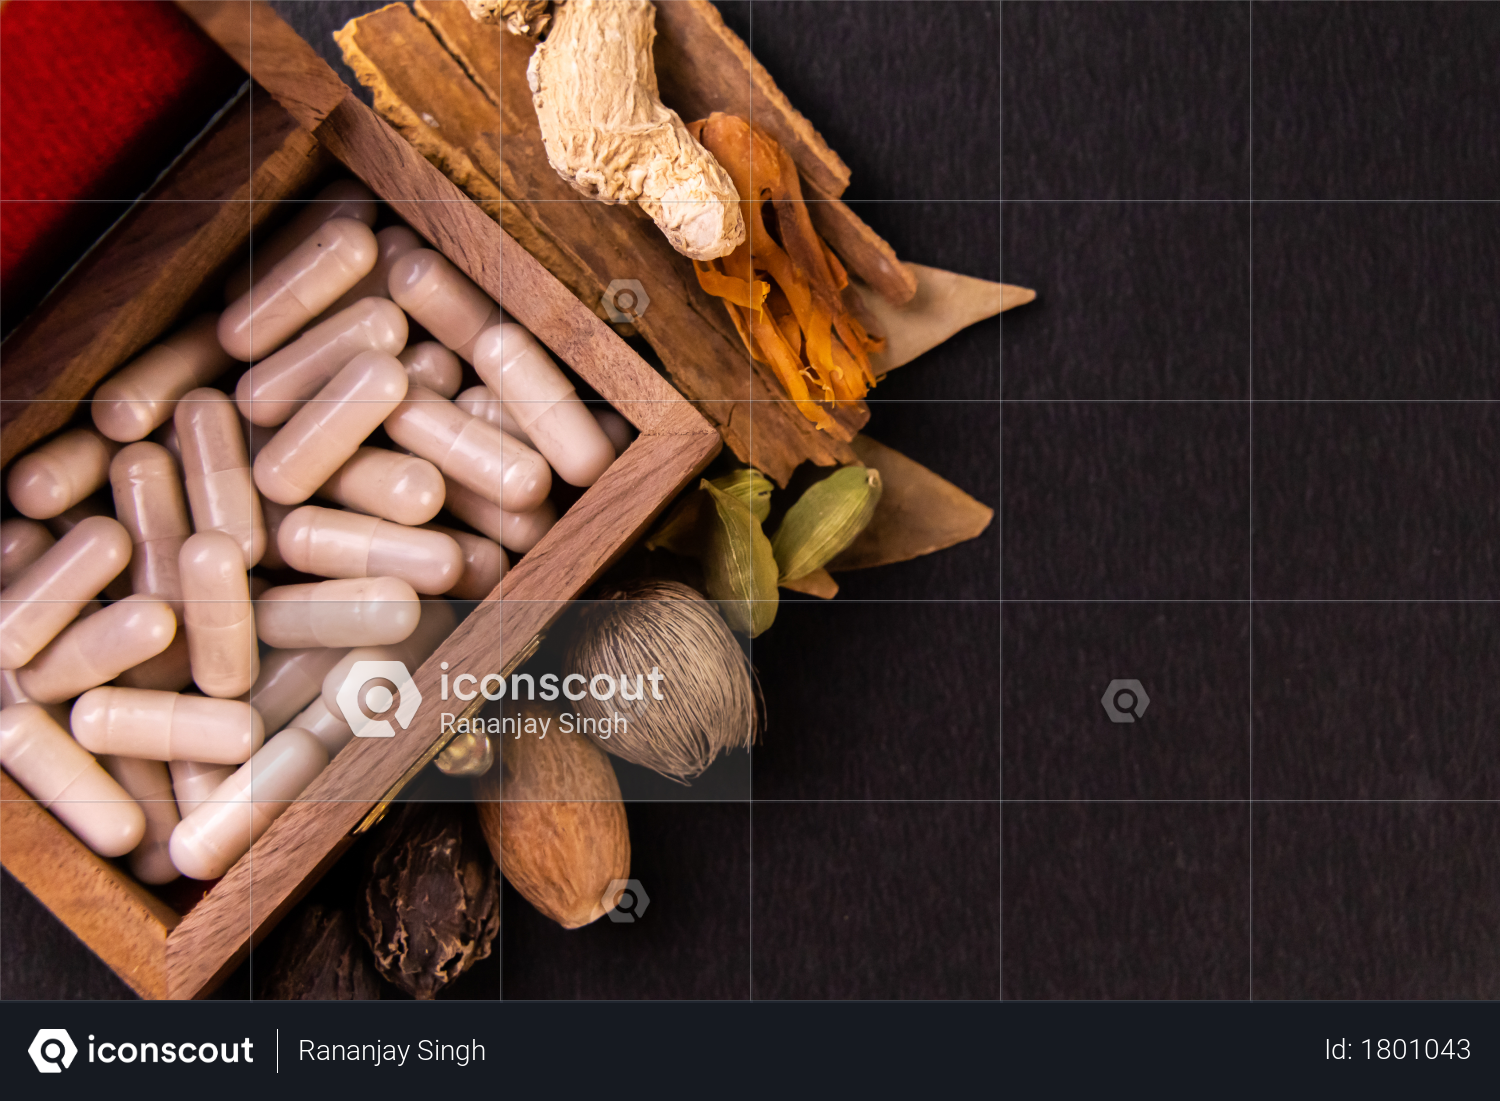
[708,468,774,523]
[701,479,779,637]
[771,464,883,582]
[644,469,774,556]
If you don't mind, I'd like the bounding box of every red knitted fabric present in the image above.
[1,0,242,315]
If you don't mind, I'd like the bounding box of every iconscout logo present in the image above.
[28,1028,255,1072]
[340,660,422,738]
[29,1029,78,1073]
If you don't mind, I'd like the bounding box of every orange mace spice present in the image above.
[688,113,884,438]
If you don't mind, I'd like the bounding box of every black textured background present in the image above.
[6,1,1500,1001]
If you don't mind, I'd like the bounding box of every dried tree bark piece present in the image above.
[464,0,549,36]
[860,263,1037,373]
[650,0,849,199]
[257,902,382,1000]
[527,0,744,261]
[338,6,611,320]
[341,2,856,484]
[827,435,994,572]
[474,702,632,929]
[357,801,500,1000]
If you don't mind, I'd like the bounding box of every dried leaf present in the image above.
[858,263,1036,373]
[779,567,838,599]
[827,436,993,571]
[701,479,779,637]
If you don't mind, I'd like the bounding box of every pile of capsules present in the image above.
[0,180,630,886]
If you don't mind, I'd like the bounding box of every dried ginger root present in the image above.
[465,0,551,36]
[689,113,884,436]
[527,0,745,261]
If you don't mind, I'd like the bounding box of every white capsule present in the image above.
[169,728,329,880]
[0,516,131,669]
[319,598,456,724]
[0,703,145,858]
[473,323,615,487]
[169,759,236,818]
[100,755,181,884]
[442,478,557,553]
[223,179,378,302]
[72,688,264,764]
[255,576,422,649]
[92,315,236,442]
[399,341,463,399]
[16,595,177,704]
[0,519,54,586]
[249,646,350,734]
[219,218,379,362]
[286,696,354,756]
[233,297,408,427]
[6,428,121,520]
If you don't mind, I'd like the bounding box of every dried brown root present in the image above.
[527,0,745,261]
[464,0,551,36]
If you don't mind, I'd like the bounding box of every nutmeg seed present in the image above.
[474,701,631,929]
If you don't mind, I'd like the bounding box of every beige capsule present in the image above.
[168,758,236,818]
[0,670,72,733]
[169,727,329,880]
[219,218,379,362]
[320,597,457,724]
[258,498,294,571]
[114,630,194,692]
[17,595,177,704]
[110,442,191,611]
[72,688,264,764]
[425,523,508,600]
[234,297,408,427]
[249,646,350,734]
[253,351,410,505]
[319,224,424,321]
[473,323,615,487]
[256,576,421,649]
[0,519,54,586]
[593,408,635,456]
[0,516,131,669]
[1,703,146,857]
[179,531,259,698]
[385,385,551,513]
[399,341,463,399]
[442,478,557,554]
[224,179,378,303]
[91,315,236,442]
[454,384,532,446]
[6,428,121,520]
[99,755,180,884]
[286,696,355,756]
[279,505,463,596]
[176,389,266,566]
[388,249,504,361]
[152,419,182,463]
[317,447,445,527]
[41,499,132,602]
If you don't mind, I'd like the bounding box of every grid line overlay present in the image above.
[4,0,1495,1003]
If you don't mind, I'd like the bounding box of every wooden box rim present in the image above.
[0,0,719,1000]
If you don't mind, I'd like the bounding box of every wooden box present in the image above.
[0,1,719,999]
